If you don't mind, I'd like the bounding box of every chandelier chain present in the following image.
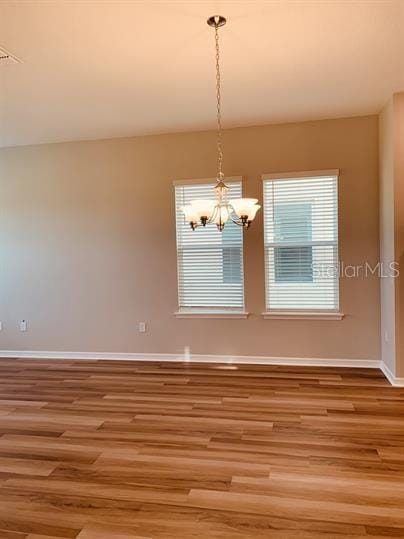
[214,24,223,180]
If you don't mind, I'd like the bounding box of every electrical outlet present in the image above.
[0,322,2,331]
[138,322,146,333]
[384,330,389,343]
[20,320,27,332]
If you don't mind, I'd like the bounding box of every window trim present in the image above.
[263,169,339,180]
[262,170,341,317]
[261,310,344,320]
[175,309,249,319]
[174,176,246,315]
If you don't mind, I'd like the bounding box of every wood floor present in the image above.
[0,360,402,538]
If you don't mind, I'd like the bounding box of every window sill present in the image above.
[262,311,345,320]
[175,310,249,319]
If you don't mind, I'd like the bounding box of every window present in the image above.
[263,172,339,312]
[175,179,245,314]
[274,203,313,283]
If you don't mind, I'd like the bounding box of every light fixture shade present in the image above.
[181,205,199,223]
[246,204,261,221]
[213,205,231,225]
[190,199,216,219]
[230,198,259,218]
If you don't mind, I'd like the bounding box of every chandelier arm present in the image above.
[207,203,219,225]
[229,216,245,227]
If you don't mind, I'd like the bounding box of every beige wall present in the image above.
[0,116,380,359]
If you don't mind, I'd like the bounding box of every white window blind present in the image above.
[175,180,244,311]
[263,173,339,311]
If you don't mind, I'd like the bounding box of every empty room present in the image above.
[0,0,404,537]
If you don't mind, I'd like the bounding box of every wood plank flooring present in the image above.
[0,359,402,538]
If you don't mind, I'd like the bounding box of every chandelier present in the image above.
[181,15,261,232]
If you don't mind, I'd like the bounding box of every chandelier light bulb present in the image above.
[190,199,216,220]
[246,204,261,223]
[231,198,259,219]
[181,205,199,226]
[213,205,231,228]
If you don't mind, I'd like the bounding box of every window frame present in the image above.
[261,169,344,320]
[173,176,249,319]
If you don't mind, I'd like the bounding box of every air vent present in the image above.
[0,47,21,65]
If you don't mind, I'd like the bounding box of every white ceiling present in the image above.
[1,0,404,148]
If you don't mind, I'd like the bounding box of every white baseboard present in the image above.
[380,361,404,387]
[0,349,380,369]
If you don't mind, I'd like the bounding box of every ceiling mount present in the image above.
[207,15,226,28]
[0,46,21,65]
